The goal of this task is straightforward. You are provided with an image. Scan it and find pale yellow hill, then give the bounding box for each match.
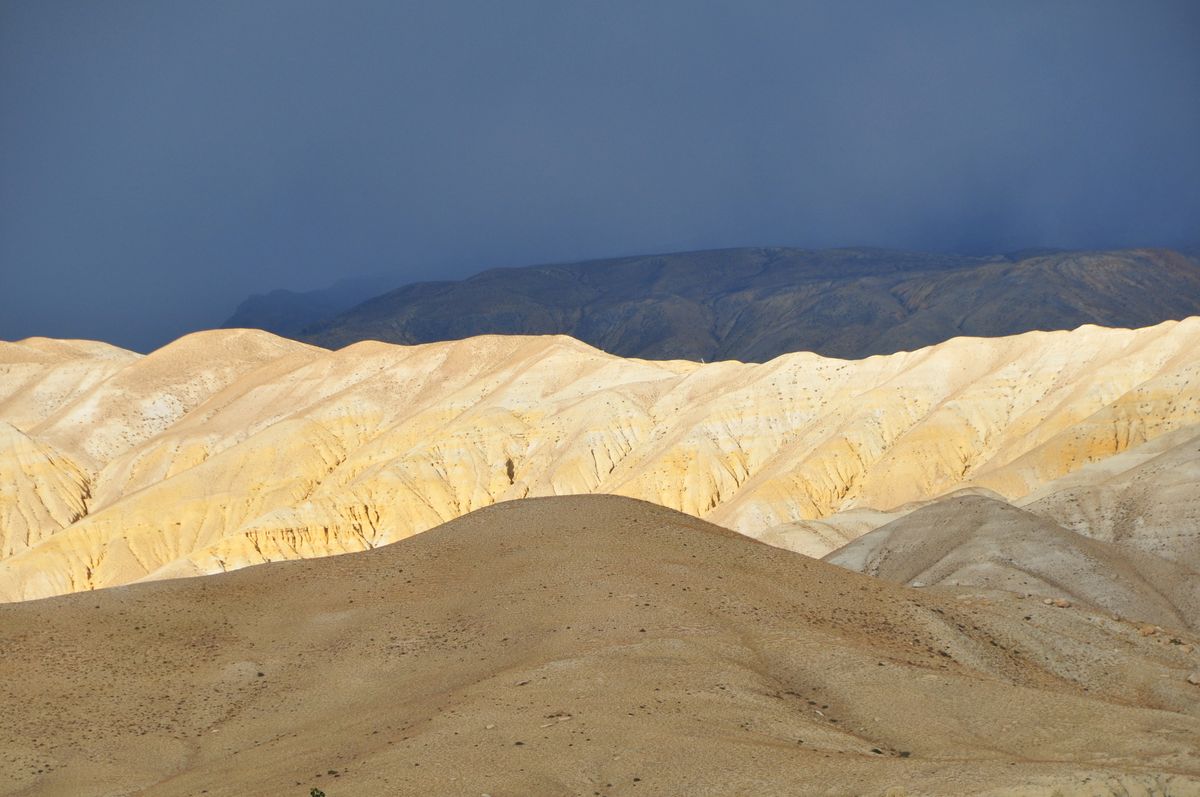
[1020,424,1200,570]
[0,422,89,558]
[0,337,138,430]
[2,496,1198,796]
[27,328,319,469]
[2,320,1200,600]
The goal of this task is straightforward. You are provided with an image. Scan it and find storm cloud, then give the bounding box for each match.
[2,0,1198,350]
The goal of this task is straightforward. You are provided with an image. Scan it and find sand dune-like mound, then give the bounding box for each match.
[0,337,139,431]
[1,496,1198,796]
[2,319,1200,599]
[27,328,320,468]
[824,495,1200,631]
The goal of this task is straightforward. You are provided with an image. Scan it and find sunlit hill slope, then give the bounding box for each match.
[1,318,1199,600]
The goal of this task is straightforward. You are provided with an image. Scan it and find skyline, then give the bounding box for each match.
[3,1,1199,350]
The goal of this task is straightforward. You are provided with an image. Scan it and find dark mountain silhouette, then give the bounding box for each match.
[226,247,1200,361]
[222,275,402,339]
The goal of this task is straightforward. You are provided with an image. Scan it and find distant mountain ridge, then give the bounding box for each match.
[224,246,1200,362]
[222,274,402,338]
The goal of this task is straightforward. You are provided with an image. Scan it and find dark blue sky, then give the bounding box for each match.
[2,1,1198,351]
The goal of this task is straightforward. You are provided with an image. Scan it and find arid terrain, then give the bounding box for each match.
[1,496,1198,797]
[7,3,1197,794]
[2,319,1200,600]
[4,321,1200,796]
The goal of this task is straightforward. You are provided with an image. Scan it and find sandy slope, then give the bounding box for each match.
[0,337,138,432]
[1,496,1198,797]
[747,487,1010,556]
[1020,425,1200,570]
[26,328,319,469]
[823,495,1200,631]
[2,320,1200,599]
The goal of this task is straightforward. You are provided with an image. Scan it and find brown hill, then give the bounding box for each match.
[2,496,1198,796]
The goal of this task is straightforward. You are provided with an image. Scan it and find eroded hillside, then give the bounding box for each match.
[2,320,1200,600]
